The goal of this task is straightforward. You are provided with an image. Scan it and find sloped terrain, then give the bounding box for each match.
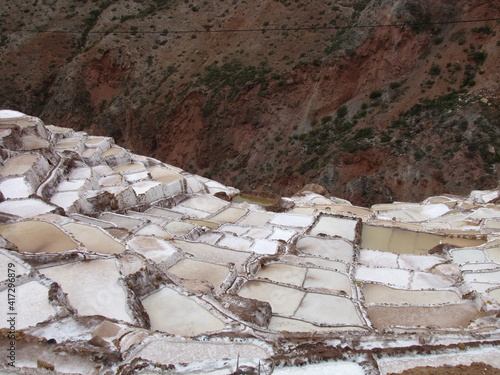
[0,0,499,205]
[1,110,500,374]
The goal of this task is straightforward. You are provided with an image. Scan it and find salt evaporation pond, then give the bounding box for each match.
[62,222,125,254]
[363,283,462,305]
[40,259,133,323]
[0,154,39,176]
[273,361,365,374]
[168,258,230,292]
[296,236,353,262]
[309,216,358,241]
[0,220,78,253]
[238,280,305,316]
[257,263,307,287]
[232,193,276,206]
[142,287,225,336]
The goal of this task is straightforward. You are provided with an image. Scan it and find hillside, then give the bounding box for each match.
[0,0,499,205]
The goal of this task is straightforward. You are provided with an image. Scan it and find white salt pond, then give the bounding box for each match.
[268,316,363,333]
[179,195,229,213]
[148,166,183,184]
[209,207,247,223]
[40,258,133,323]
[113,163,146,173]
[355,266,411,288]
[309,215,358,241]
[62,222,125,254]
[295,293,363,326]
[303,268,352,295]
[238,280,305,316]
[238,211,273,226]
[269,213,314,228]
[128,236,179,263]
[172,240,250,265]
[168,258,230,292]
[0,177,33,198]
[0,220,78,253]
[130,338,268,364]
[142,287,225,335]
[296,236,353,262]
[257,263,307,287]
[0,281,55,329]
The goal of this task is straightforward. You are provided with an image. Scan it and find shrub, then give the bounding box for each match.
[369,90,382,99]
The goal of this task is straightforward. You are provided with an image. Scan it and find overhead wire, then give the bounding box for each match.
[3,17,500,35]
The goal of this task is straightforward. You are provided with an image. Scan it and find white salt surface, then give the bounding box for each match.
[179,195,228,213]
[40,259,133,323]
[218,224,250,236]
[56,179,87,192]
[131,339,268,364]
[0,281,55,329]
[270,213,314,228]
[142,287,225,335]
[355,266,410,288]
[378,204,450,222]
[398,254,445,271]
[410,271,455,289]
[28,317,93,343]
[50,191,80,211]
[257,263,307,287]
[1,154,39,176]
[244,227,273,239]
[463,270,500,284]
[238,211,273,227]
[128,236,179,263]
[0,177,33,198]
[218,235,253,252]
[309,216,358,241]
[135,224,173,240]
[239,281,305,316]
[304,268,352,295]
[131,180,161,195]
[268,228,296,242]
[171,205,211,219]
[273,361,365,374]
[294,293,364,326]
[62,222,125,254]
[0,198,56,218]
[168,258,230,292]
[296,237,353,262]
[451,248,488,264]
[0,252,29,278]
[0,109,26,118]
[250,238,279,254]
[359,249,399,268]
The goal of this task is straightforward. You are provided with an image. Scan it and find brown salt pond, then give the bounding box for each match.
[232,193,276,206]
[62,222,125,254]
[362,283,462,305]
[0,220,78,253]
[1,154,39,176]
[367,303,479,330]
[168,259,230,292]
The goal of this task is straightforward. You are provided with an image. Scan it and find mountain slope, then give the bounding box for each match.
[0,0,499,205]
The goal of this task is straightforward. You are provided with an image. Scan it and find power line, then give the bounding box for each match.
[3,17,500,35]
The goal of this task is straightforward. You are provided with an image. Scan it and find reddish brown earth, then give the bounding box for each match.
[0,0,499,205]
[391,362,500,375]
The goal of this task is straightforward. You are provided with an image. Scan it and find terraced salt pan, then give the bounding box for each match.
[280,255,348,273]
[316,204,373,218]
[147,166,183,184]
[171,204,212,219]
[128,236,179,263]
[173,240,250,266]
[410,271,456,289]
[377,204,450,222]
[309,216,358,241]
[244,227,273,239]
[362,284,462,305]
[0,154,39,176]
[269,213,314,228]
[355,266,411,288]
[114,163,146,174]
[238,280,306,315]
[377,347,500,375]
[256,263,307,287]
[367,303,479,330]
[398,254,445,271]
[296,236,353,262]
[218,224,250,236]
[0,252,29,278]
[166,221,195,236]
[359,249,399,268]
[303,268,352,295]
[0,220,78,252]
[168,258,230,292]
[62,222,125,254]
[273,361,365,374]
[130,338,268,365]
[451,248,487,264]
[142,287,225,335]
[21,135,49,150]
[463,269,500,284]
[179,195,229,214]
[269,316,366,333]
[40,259,133,323]
[218,235,253,252]
[238,211,273,227]
[0,177,33,198]
[99,213,143,230]
[361,224,445,254]
[249,238,279,254]
[209,207,247,223]
[0,281,55,329]
[294,293,363,326]
[50,191,81,211]
[101,146,124,157]
[146,207,185,220]
[487,247,500,263]
[135,224,173,240]
[489,288,500,304]
[268,228,296,241]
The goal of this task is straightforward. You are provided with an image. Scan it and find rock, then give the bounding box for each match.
[296,183,330,198]
[215,294,272,328]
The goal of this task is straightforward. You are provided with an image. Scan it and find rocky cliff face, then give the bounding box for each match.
[0,0,499,205]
